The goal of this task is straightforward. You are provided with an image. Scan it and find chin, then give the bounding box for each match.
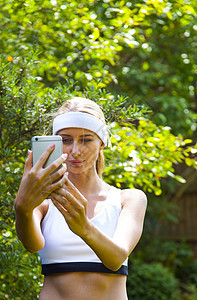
[68,165,95,175]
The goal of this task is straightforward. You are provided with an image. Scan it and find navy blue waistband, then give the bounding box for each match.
[41,262,128,276]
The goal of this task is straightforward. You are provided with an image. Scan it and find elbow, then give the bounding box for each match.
[105,250,128,272]
[28,248,38,254]
[29,248,41,254]
[26,240,45,253]
[25,243,44,254]
[18,236,45,254]
[109,264,122,272]
[105,260,125,272]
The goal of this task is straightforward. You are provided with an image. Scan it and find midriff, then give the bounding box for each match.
[39,271,128,300]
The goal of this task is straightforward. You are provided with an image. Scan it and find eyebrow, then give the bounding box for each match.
[59,134,94,138]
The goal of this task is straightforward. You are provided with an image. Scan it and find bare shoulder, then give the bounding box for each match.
[120,188,147,209]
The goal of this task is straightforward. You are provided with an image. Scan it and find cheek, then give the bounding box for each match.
[63,145,70,154]
[82,143,100,156]
[87,148,100,163]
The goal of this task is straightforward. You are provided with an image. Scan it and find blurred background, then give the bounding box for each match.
[0,0,196,299]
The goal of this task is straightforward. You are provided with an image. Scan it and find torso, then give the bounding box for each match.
[39,272,128,300]
[38,185,129,300]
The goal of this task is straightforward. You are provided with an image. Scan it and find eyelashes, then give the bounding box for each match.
[62,138,92,144]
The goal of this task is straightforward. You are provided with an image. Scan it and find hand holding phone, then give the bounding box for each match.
[14,136,67,227]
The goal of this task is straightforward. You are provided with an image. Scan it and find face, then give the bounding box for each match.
[57,128,103,175]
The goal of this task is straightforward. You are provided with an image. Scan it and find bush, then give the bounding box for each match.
[182,284,197,300]
[127,261,180,300]
[0,237,43,299]
[133,238,197,285]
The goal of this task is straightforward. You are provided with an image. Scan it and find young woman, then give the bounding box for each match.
[14,97,147,300]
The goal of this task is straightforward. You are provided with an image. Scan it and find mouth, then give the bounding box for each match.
[68,160,84,166]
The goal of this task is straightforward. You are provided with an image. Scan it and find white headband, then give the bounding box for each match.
[53,112,108,146]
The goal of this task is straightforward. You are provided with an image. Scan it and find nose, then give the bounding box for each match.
[71,141,81,157]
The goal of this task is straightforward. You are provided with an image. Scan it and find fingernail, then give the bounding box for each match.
[28,150,31,157]
[50,143,55,148]
[63,153,67,158]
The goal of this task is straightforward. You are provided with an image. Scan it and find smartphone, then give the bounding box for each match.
[31,135,63,168]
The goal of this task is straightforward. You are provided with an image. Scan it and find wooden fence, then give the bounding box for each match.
[163,192,197,257]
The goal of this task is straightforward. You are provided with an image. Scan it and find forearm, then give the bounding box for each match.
[15,209,44,253]
[81,221,128,271]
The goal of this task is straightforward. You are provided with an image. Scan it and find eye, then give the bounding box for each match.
[81,138,92,143]
[62,138,73,144]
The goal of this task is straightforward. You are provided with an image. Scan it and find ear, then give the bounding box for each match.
[100,142,105,150]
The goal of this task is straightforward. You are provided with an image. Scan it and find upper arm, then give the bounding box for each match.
[113,189,147,256]
[15,200,49,253]
[34,200,49,227]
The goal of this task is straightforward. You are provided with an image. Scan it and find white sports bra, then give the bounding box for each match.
[38,186,128,275]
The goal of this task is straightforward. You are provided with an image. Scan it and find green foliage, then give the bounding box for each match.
[131,238,197,299]
[182,284,197,300]
[0,238,42,299]
[111,0,197,136]
[0,0,197,297]
[0,0,196,135]
[133,239,195,276]
[127,261,180,300]
[104,121,196,195]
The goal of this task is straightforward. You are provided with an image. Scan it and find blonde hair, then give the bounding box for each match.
[55,97,106,177]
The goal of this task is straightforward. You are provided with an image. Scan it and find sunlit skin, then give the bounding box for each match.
[56,128,105,194]
[58,127,103,175]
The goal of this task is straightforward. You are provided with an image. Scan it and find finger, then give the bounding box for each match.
[51,187,87,216]
[63,177,86,204]
[33,143,57,170]
[46,163,67,184]
[52,198,69,216]
[47,172,70,193]
[23,150,33,176]
[51,189,86,219]
[44,153,68,175]
[51,189,73,206]
[51,192,72,213]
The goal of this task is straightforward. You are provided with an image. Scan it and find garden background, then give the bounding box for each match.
[0,0,197,299]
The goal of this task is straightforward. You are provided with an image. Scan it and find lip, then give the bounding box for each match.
[68,160,84,166]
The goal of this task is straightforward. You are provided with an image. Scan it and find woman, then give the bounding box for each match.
[14,97,147,300]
